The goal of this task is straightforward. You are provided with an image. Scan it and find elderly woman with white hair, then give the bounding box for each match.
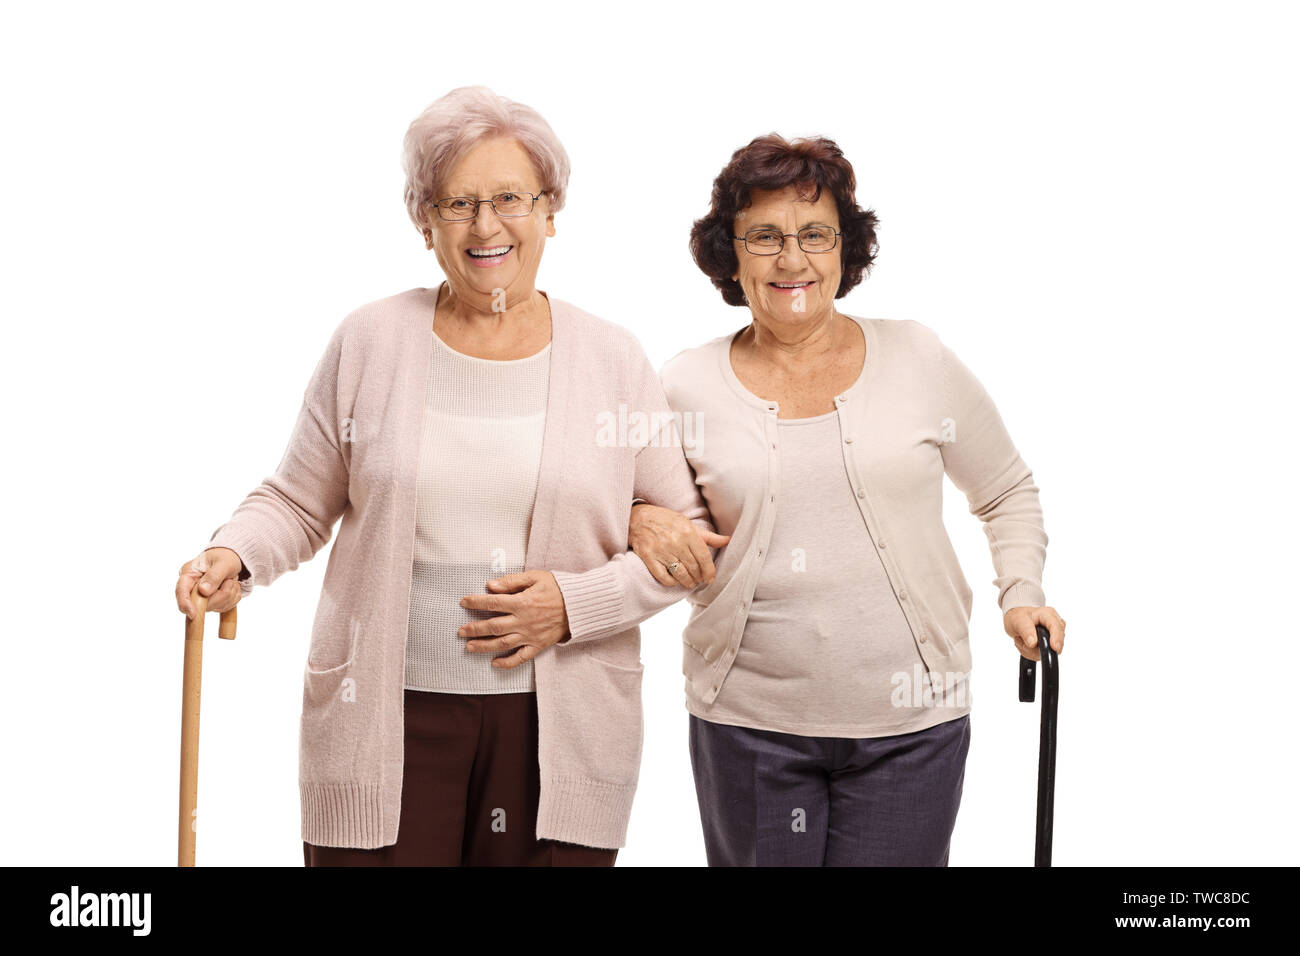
[173,85,726,866]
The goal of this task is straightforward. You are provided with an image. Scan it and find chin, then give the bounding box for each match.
[464,272,517,292]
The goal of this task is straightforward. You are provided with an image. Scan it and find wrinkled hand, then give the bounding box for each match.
[628,503,731,588]
[458,570,571,668]
[1004,605,1066,661]
[175,547,244,620]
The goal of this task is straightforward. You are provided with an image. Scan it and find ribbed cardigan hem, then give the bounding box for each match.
[534,774,637,849]
[300,781,388,849]
[299,776,635,850]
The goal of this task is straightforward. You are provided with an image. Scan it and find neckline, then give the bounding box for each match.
[777,408,839,425]
[427,279,554,364]
[717,313,873,414]
[430,328,551,364]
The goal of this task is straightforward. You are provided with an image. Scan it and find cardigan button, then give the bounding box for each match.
[878,539,886,549]
[845,436,854,443]
[856,489,865,498]
[899,589,909,601]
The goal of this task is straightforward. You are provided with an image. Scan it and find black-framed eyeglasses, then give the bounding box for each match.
[733,225,841,255]
[428,191,546,221]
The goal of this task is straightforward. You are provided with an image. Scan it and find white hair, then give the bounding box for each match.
[401,86,571,233]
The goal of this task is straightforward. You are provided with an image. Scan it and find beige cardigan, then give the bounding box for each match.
[208,288,712,849]
[659,313,1049,709]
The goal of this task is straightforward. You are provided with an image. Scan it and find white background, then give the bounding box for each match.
[2,0,1296,866]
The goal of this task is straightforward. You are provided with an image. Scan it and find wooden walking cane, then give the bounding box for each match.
[179,581,237,867]
[1018,623,1059,866]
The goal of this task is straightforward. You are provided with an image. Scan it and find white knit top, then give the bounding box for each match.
[403,328,551,694]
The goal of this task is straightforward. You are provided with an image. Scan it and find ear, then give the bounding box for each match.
[545,211,556,238]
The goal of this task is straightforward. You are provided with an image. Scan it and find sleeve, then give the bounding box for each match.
[549,353,717,644]
[205,318,352,599]
[937,334,1048,614]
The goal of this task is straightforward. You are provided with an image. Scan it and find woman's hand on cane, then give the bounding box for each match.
[1004,605,1066,661]
[176,547,245,620]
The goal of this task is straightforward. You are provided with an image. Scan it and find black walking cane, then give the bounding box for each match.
[1017,623,1058,866]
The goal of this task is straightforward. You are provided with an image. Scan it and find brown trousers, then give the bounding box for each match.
[303,688,618,867]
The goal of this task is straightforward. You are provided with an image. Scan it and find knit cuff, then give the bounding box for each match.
[207,524,260,599]
[1000,582,1046,614]
[551,563,624,644]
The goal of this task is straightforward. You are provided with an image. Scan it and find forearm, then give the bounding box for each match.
[939,335,1048,613]
[969,465,1048,612]
[208,466,346,598]
[553,442,713,643]
[207,323,352,597]
[551,547,698,644]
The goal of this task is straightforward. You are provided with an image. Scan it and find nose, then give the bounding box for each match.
[469,200,502,237]
[775,234,807,271]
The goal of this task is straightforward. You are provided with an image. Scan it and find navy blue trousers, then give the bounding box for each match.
[688,712,971,866]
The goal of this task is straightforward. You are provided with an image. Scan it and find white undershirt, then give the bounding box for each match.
[404,328,550,694]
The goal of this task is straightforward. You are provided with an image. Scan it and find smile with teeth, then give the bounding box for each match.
[466,244,513,264]
[769,280,814,293]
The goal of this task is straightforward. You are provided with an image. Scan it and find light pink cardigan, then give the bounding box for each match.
[208,287,712,850]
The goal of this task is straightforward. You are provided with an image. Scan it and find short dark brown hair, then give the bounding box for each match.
[689,134,879,307]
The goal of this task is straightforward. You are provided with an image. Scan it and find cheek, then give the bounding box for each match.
[816,257,842,291]
[738,258,768,291]
[512,222,546,257]
[431,230,464,263]
[431,243,457,275]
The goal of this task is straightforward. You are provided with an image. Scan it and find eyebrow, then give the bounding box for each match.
[441,182,535,196]
[742,221,836,231]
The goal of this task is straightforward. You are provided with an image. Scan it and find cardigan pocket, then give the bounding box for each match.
[580,628,643,672]
[574,658,644,785]
[299,652,366,781]
[302,622,358,712]
[917,592,965,656]
[299,615,365,779]
[302,657,356,712]
[305,651,356,678]
[548,642,644,785]
[306,614,360,674]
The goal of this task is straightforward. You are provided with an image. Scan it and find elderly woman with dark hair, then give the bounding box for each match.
[175,86,723,867]
[627,133,1066,866]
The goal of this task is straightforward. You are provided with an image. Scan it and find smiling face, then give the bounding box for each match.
[426,136,554,303]
[731,184,842,326]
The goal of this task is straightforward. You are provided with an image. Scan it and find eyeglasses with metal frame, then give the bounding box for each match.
[732,225,842,255]
[429,190,546,221]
